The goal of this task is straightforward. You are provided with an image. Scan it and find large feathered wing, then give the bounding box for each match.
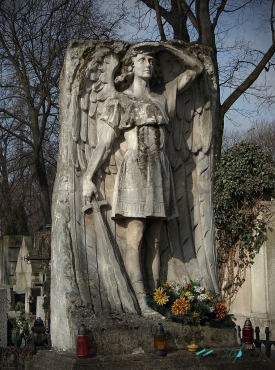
[69,48,139,313]
[72,49,119,173]
[165,65,219,293]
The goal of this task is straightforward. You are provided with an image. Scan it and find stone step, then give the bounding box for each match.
[25,348,275,370]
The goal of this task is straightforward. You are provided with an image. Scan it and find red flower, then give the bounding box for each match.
[214,303,227,321]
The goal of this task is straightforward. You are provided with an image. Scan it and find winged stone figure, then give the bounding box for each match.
[53,40,219,320]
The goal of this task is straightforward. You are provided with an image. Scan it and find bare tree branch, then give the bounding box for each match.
[222,44,275,114]
[154,0,166,41]
[213,0,227,28]
[0,0,126,229]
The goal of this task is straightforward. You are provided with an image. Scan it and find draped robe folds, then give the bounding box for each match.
[100,90,178,220]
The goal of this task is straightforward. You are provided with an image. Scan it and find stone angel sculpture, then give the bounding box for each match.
[51,40,219,326]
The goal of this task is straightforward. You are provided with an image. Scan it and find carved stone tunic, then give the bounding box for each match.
[101,92,178,220]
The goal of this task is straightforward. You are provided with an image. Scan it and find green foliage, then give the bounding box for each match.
[214,141,275,300]
[10,301,25,313]
[8,313,30,346]
[5,201,29,235]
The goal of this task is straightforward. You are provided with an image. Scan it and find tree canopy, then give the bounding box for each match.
[0,0,126,233]
[223,119,275,161]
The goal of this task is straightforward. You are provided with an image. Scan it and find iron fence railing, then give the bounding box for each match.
[238,325,275,358]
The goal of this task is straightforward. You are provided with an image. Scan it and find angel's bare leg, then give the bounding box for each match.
[125,218,160,316]
[125,218,145,307]
[144,219,163,291]
[125,218,145,277]
[125,218,163,317]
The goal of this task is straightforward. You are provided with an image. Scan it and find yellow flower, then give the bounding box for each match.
[153,287,169,306]
[164,282,172,290]
[184,291,193,297]
[193,311,201,325]
[205,290,213,300]
[171,297,191,316]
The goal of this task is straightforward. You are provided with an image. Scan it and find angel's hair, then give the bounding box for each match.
[115,44,163,90]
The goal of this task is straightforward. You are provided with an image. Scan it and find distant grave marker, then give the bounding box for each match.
[36,296,45,323]
[0,288,8,346]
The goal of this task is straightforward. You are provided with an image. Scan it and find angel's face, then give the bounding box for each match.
[132,53,154,80]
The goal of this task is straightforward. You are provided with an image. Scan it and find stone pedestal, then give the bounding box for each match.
[27,315,241,369]
[51,311,238,356]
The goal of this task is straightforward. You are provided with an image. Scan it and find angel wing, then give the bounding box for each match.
[163,52,219,293]
[71,48,120,174]
[68,47,139,314]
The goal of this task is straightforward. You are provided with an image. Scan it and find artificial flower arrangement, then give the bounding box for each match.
[146,276,230,327]
[8,313,30,346]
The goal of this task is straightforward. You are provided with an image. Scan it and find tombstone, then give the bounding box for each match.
[0,288,8,347]
[51,40,219,354]
[36,296,45,323]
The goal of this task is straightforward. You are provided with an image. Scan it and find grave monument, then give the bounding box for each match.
[51,40,219,353]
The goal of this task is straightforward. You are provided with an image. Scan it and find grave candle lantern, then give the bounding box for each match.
[242,318,254,349]
[77,324,89,358]
[154,322,167,356]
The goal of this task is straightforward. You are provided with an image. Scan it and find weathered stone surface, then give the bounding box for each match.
[0,235,28,286]
[67,311,238,356]
[51,40,218,352]
[0,288,8,346]
[25,348,275,370]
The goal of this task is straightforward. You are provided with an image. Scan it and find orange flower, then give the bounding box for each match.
[171,297,191,316]
[214,303,227,321]
[164,282,172,291]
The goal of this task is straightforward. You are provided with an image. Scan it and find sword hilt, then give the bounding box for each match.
[83,199,108,213]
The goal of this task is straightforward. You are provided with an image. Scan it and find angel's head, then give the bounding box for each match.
[115,43,163,90]
[132,53,154,81]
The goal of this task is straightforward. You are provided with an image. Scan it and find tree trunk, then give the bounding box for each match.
[172,0,190,42]
[35,148,52,225]
[0,140,12,233]
[213,103,225,162]
[196,0,223,160]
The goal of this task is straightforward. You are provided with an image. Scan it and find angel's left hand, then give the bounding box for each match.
[83,179,98,204]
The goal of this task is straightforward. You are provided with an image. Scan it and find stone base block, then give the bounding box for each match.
[58,311,239,356]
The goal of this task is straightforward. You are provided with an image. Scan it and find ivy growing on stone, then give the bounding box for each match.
[214,141,275,306]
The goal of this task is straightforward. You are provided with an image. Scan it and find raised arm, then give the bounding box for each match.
[176,53,203,93]
[163,44,203,94]
[83,122,116,203]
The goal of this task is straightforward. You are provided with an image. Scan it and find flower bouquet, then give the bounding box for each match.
[9,314,30,346]
[146,277,231,327]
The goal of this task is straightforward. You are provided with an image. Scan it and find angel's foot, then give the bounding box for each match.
[136,294,163,319]
[141,305,163,319]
